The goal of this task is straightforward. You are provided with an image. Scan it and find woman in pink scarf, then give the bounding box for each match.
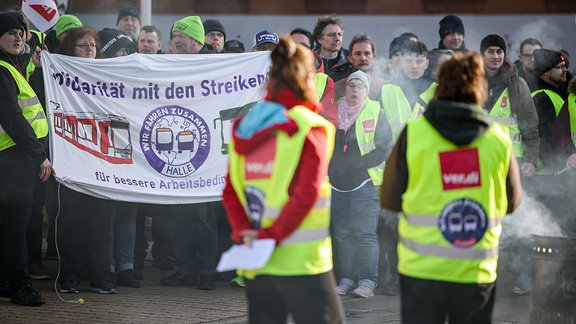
[329,70,394,298]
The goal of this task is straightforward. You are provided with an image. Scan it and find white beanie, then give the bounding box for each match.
[346,70,370,88]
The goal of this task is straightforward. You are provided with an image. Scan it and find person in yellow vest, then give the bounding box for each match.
[0,13,54,306]
[380,51,522,323]
[381,41,436,139]
[222,37,345,324]
[553,75,576,168]
[330,70,393,298]
[2,8,55,282]
[479,34,540,296]
[480,34,540,176]
[550,75,576,235]
[532,48,568,171]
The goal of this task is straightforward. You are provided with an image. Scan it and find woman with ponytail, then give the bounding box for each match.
[223,37,345,324]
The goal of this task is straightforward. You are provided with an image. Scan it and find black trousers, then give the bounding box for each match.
[400,274,495,324]
[245,271,345,324]
[0,158,35,290]
[56,185,113,283]
[27,175,46,264]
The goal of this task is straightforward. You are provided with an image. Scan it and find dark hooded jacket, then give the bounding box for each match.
[533,76,568,169]
[316,48,353,83]
[484,58,540,165]
[380,99,522,213]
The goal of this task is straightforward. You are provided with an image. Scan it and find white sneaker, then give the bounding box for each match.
[351,285,374,298]
[336,282,354,295]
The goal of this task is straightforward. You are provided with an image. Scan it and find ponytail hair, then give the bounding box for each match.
[268,37,316,103]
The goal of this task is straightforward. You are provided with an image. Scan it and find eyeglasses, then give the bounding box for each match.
[346,82,366,89]
[76,43,96,49]
[206,32,224,38]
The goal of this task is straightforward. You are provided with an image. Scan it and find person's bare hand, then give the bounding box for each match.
[38,158,55,182]
[240,229,258,248]
[32,44,48,67]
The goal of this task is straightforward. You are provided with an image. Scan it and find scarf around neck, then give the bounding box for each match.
[338,97,365,130]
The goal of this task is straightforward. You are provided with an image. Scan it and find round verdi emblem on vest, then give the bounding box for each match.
[438,198,488,248]
[245,186,266,228]
[140,105,210,178]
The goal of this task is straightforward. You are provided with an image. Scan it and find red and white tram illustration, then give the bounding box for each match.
[53,110,133,164]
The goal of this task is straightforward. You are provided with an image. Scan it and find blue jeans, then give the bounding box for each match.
[109,202,138,272]
[331,183,380,290]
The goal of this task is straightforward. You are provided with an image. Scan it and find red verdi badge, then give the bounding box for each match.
[439,148,481,190]
[245,137,276,180]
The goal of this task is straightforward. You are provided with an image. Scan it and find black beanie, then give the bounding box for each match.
[439,15,465,39]
[203,19,226,39]
[98,28,137,57]
[0,13,26,38]
[480,34,507,54]
[116,6,140,25]
[534,49,565,77]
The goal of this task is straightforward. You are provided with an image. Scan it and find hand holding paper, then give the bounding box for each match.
[216,238,276,272]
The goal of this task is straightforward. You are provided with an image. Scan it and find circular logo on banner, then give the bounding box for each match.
[140,105,210,178]
[438,198,488,248]
[245,186,266,228]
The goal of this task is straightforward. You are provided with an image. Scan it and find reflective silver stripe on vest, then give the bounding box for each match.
[490,116,515,126]
[404,214,503,230]
[0,110,46,135]
[18,96,40,109]
[264,196,330,220]
[391,124,404,134]
[281,227,329,246]
[510,133,522,141]
[571,132,576,141]
[400,237,499,260]
[359,142,376,151]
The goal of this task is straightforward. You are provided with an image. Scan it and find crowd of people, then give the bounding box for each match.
[0,4,575,322]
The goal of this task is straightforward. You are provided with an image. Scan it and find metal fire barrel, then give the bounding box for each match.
[531,234,576,323]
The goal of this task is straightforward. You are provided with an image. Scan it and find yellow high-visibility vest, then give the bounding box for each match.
[228,104,335,279]
[0,60,47,151]
[400,117,511,283]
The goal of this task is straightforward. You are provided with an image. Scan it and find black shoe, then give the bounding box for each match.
[198,274,216,290]
[0,280,12,297]
[160,271,197,286]
[117,270,141,288]
[59,279,79,294]
[90,273,118,294]
[133,268,144,280]
[10,284,45,306]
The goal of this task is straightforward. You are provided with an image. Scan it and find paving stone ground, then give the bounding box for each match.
[1,255,529,323]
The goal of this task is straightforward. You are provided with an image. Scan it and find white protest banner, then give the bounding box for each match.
[21,0,59,33]
[41,52,271,204]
